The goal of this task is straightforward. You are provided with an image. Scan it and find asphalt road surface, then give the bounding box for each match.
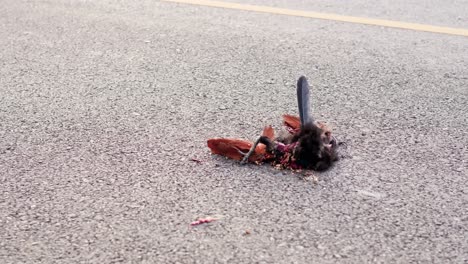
[1,0,467,263]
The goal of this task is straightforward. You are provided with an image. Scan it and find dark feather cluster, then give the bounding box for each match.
[292,122,338,171]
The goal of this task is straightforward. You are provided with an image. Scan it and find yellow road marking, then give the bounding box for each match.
[162,0,468,37]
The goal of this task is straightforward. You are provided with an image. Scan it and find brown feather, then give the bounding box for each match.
[262,125,275,139]
[282,115,301,131]
[207,138,267,162]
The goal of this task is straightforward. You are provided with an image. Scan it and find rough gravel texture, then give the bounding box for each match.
[1,0,467,263]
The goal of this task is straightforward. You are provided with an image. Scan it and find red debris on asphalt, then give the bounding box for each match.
[190,217,216,226]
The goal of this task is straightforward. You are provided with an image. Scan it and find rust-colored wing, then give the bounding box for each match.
[207,138,267,162]
[207,125,275,163]
[262,125,275,139]
[282,115,301,132]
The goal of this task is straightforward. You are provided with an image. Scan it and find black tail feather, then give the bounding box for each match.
[296,76,314,127]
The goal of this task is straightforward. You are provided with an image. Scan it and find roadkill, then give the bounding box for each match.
[207,76,345,172]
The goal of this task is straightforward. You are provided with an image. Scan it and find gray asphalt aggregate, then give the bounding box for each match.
[1,0,467,263]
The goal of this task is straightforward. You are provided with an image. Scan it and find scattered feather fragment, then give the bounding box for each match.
[190,158,203,163]
[356,189,386,199]
[190,217,216,226]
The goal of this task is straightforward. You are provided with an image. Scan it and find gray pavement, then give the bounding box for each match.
[1,0,467,263]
